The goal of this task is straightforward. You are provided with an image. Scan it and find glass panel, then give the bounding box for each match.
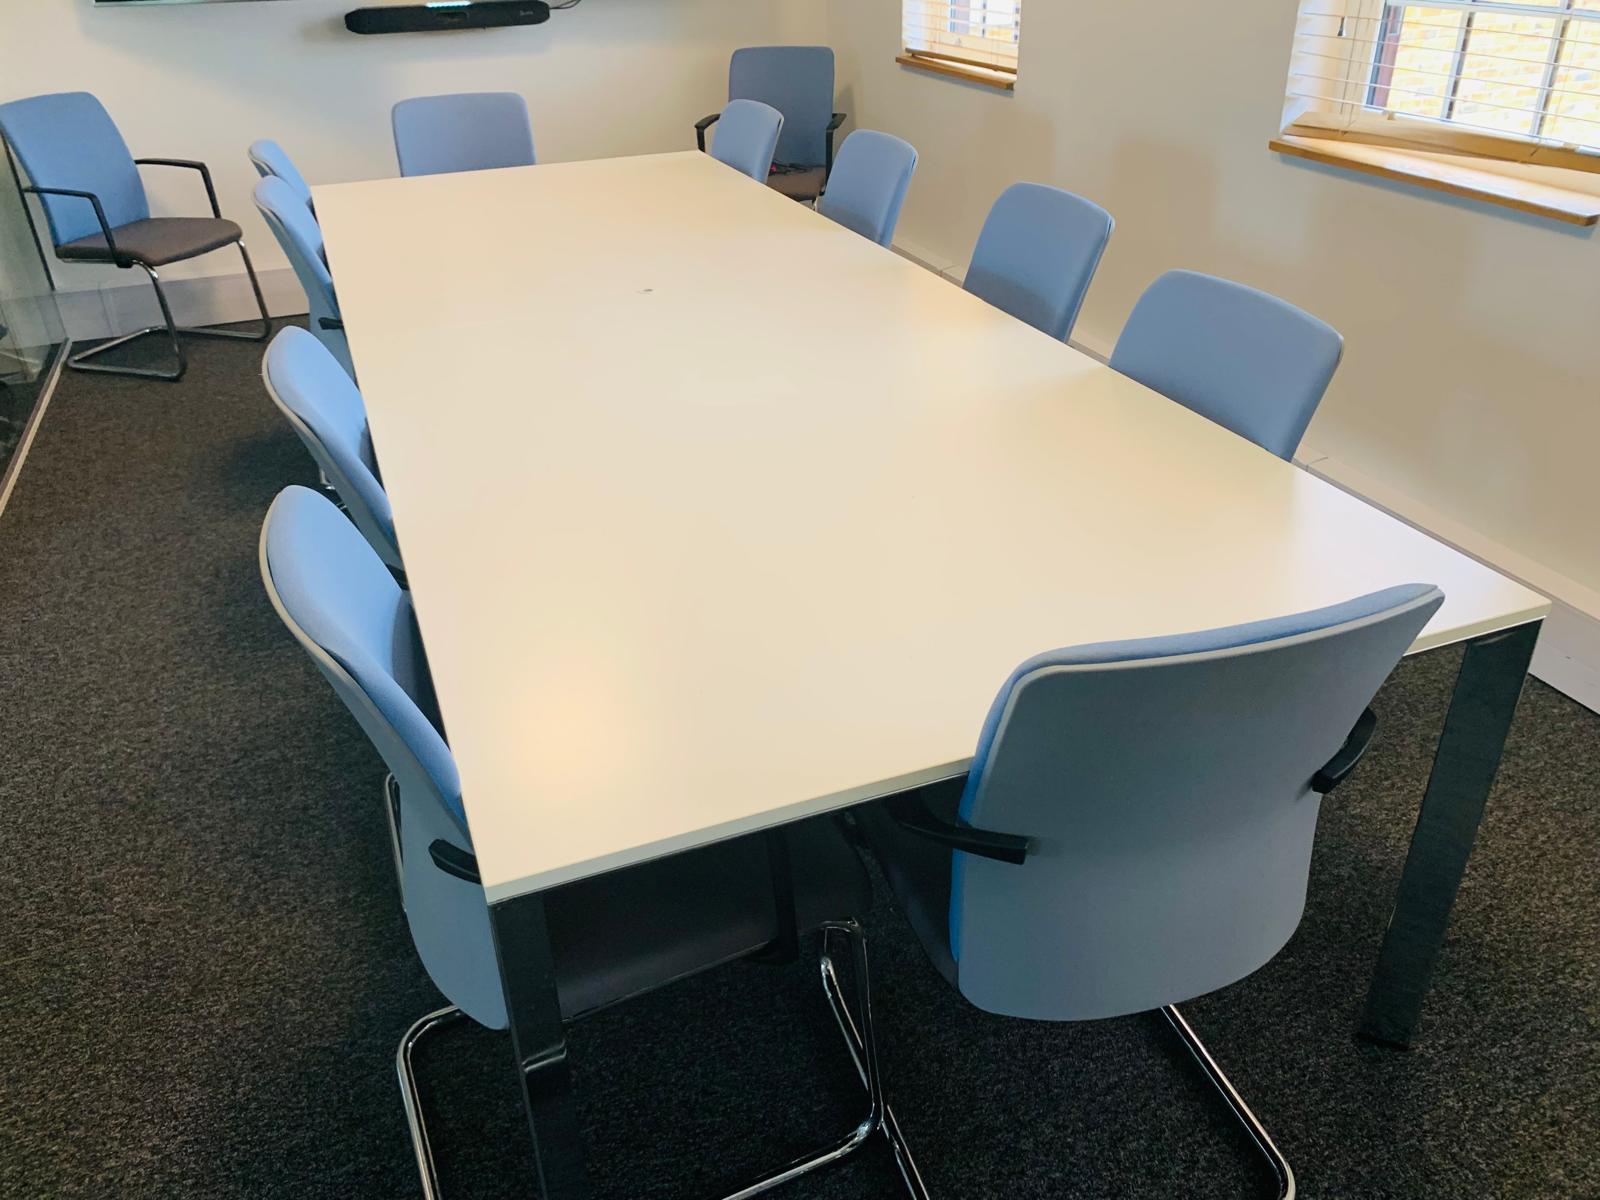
[1378,6,1467,120]
[1451,12,1558,137]
[1544,16,1600,146]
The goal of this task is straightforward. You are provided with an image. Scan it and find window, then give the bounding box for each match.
[899,0,1021,90]
[1288,0,1600,153]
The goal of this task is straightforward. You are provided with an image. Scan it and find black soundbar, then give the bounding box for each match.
[345,1,550,35]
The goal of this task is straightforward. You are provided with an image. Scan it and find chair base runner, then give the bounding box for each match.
[1162,1004,1296,1200]
[67,243,271,382]
[395,920,924,1200]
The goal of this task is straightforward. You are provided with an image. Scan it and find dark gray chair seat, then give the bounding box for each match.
[768,165,826,201]
[57,215,243,266]
[549,814,871,1019]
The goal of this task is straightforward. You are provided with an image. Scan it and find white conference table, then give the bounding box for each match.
[316,151,1548,1196]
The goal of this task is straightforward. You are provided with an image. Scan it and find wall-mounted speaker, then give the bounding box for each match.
[344,1,551,35]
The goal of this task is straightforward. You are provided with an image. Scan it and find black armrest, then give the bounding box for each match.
[22,185,123,263]
[1312,707,1378,795]
[694,111,721,152]
[824,112,848,177]
[428,838,481,884]
[886,791,1033,865]
[318,316,345,332]
[135,157,222,218]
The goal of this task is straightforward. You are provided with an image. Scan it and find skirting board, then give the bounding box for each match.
[55,266,305,341]
[1303,448,1597,714]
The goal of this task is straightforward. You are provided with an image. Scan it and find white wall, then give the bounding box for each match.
[0,0,821,301]
[821,0,1600,606]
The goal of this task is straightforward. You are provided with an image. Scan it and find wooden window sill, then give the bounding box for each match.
[896,53,1015,92]
[1270,134,1600,228]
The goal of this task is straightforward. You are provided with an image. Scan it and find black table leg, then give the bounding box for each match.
[1358,619,1541,1049]
[490,892,589,1198]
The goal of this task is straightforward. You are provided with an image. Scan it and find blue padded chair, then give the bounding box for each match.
[253,176,353,380]
[707,99,785,183]
[859,583,1444,1200]
[963,183,1113,344]
[816,131,918,247]
[1111,270,1343,461]
[247,139,314,214]
[391,93,536,179]
[262,327,400,571]
[697,46,844,202]
[259,484,924,1200]
[0,91,270,382]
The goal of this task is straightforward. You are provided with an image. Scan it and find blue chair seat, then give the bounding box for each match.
[57,215,242,266]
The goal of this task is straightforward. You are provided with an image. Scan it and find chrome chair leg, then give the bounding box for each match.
[384,773,405,909]
[1162,1005,1295,1200]
[716,919,887,1200]
[396,1005,471,1200]
[819,935,930,1200]
[67,242,271,382]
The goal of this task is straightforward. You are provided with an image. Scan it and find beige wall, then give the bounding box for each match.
[822,0,1600,598]
[0,0,818,292]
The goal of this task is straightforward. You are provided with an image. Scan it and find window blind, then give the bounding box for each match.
[1288,0,1600,152]
[902,0,1022,75]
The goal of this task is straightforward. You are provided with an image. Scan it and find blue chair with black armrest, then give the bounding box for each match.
[857,583,1445,1200]
[706,99,785,183]
[391,92,536,179]
[963,182,1114,344]
[0,91,270,382]
[1110,270,1343,461]
[262,327,400,572]
[697,46,844,203]
[816,131,918,247]
[259,483,929,1200]
[253,176,353,380]
[248,139,314,214]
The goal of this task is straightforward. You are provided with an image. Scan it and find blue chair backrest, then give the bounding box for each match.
[1110,269,1343,461]
[248,139,313,212]
[391,93,536,178]
[0,92,148,246]
[253,176,352,378]
[262,327,399,569]
[964,183,1113,344]
[817,130,918,247]
[710,99,784,182]
[729,45,834,169]
[950,583,1444,1022]
[260,486,505,1029]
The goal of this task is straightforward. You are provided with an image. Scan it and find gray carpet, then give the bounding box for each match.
[1,326,1596,1199]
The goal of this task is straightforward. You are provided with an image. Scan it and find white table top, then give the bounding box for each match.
[314,151,1549,903]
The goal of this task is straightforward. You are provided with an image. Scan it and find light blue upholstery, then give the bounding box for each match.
[710,99,784,182]
[248,139,313,212]
[263,327,399,569]
[391,93,536,178]
[816,130,918,247]
[0,92,149,246]
[946,583,1443,1021]
[729,46,835,169]
[963,183,1113,343]
[1110,269,1343,461]
[253,176,352,378]
[261,486,506,1029]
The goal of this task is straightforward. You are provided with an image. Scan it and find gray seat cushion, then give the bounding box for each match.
[768,165,827,202]
[855,777,963,988]
[58,216,242,266]
[547,813,871,1019]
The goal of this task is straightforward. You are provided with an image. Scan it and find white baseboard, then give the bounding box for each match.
[1303,448,1598,712]
[57,266,306,340]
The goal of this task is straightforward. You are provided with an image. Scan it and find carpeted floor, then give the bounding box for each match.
[1,326,1596,1200]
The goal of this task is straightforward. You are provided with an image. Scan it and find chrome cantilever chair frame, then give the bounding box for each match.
[3,139,270,383]
[396,919,928,1200]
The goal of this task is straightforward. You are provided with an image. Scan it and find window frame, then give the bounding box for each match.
[899,0,1021,92]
